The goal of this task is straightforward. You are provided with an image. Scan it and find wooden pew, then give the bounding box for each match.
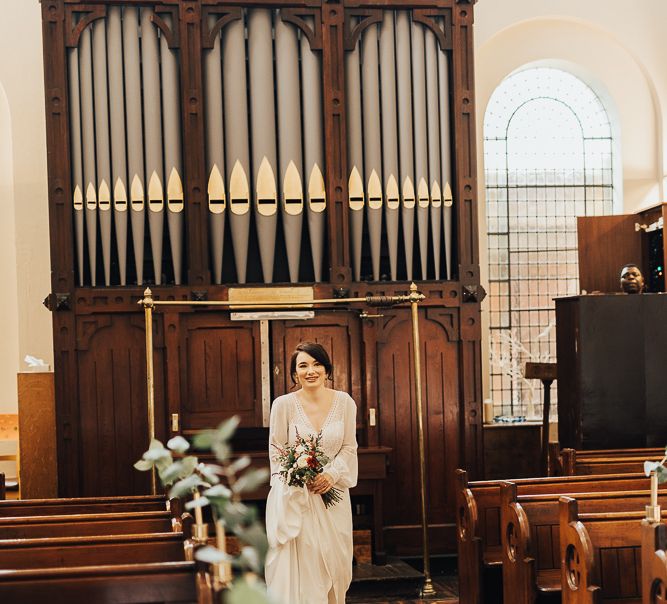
[0,510,176,539]
[0,532,189,569]
[640,520,667,604]
[456,469,663,604]
[560,448,664,476]
[0,561,212,603]
[501,482,662,603]
[0,495,170,517]
[559,497,651,603]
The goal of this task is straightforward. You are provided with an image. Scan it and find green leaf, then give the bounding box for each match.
[192,429,216,450]
[134,459,154,472]
[232,468,270,494]
[212,441,231,463]
[221,502,254,526]
[216,416,241,441]
[239,546,262,574]
[185,496,210,510]
[645,461,662,476]
[195,545,229,564]
[658,465,667,484]
[149,438,165,450]
[143,447,172,463]
[197,463,222,485]
[228,456,252,474]
[168,474,205,498]
[167,435,190,454]
[159,461,186,485]
[204,484,232,499]
[224,577,270,604]
[238,523,268,562]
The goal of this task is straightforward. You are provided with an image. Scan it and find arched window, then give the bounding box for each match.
[484,67,615,418]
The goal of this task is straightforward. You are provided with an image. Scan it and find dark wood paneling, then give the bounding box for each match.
[43,0,483,558]
[271,314,362,407]
[179,315,261,429]
[76,314,165,495]
[179,1,209,286]
[376,308,460,551]
[577,215,641,294]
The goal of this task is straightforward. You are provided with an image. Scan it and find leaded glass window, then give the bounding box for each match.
[484,67,615,418]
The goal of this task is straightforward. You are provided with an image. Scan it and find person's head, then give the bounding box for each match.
[620,264,645,294]
[289,342,333,388]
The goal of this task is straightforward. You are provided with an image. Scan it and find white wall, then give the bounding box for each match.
[474,0,667,404]
[2,1,667,413]
[0,0,52,413]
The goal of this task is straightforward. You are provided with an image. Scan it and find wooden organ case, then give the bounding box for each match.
[40,0,482,556]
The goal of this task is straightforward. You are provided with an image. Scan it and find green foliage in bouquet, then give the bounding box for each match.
[135,416,273,604]
[644,448,667,483]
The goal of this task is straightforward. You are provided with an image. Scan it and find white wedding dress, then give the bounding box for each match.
[265,390,358,604]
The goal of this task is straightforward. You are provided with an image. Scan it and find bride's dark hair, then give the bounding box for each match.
[289,341,333,384]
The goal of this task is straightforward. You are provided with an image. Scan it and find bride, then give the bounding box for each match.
[265,341,358,604]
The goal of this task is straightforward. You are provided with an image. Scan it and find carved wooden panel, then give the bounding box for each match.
[271,313,362,407]
[76,314,166,495]
[375,307,460,553]
[179,314,261,430]
[577,215,641,294]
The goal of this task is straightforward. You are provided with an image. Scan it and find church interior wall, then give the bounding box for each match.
[2,0,667,414]
[474,0,667,406]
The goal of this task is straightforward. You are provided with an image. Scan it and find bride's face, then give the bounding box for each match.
[294,351,327,390]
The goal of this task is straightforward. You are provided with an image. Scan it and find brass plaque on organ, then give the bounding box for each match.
[228,286,315,308]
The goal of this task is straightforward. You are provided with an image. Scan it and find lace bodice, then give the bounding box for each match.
[268,390,358,488]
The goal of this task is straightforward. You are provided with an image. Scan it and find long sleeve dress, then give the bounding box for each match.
[265,390,358,604]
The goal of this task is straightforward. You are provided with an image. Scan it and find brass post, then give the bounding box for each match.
[141,287,157,495]
[409,282,435,596]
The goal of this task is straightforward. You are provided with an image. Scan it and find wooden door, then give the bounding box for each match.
[271,313,363,415]
[76,314,165,496]
[178,313,262,431]
[375,307,461,554]
[577,215,641,293]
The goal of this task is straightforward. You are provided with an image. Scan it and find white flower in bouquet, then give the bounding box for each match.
[296,454,310,469]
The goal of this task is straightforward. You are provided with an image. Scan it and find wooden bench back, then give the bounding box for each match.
[559,497,651,603]
[0,495,169,517]
[640,520,667,604]
[501,483,663,603]
[0,510,175,540]
[560,448,664,477]
[0,532,187,570]
[456,468,660,604]
[0,561,211,603]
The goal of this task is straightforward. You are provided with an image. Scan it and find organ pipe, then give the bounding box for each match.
[361,24,383,282]
[123,6,145,285]
[345,39,364,281]
[249,9,278,283]
[107,6,128,286]
[68,38,84,287]
[223,17,251,283]
[79,26,97,286]
[425,29,442,280]
[141,8,165,285]
[438,47,453,280]
[411,20,429,280]
[204,14,226,285]
[380,12,399,281]
[161,14,184,285]
[301,19,326,282]
[275,16,304,283]
[396,11,414,281]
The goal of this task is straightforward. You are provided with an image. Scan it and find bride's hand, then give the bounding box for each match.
[308,473,334,494]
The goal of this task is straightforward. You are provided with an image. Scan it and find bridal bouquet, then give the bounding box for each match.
[272,430,343,509]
